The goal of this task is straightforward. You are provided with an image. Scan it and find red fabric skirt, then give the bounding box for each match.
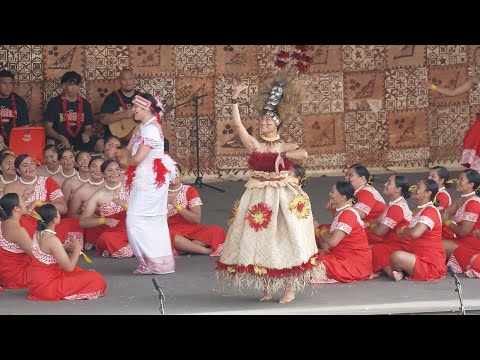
[95,211,132,257]
[461,115,480,170]
[27,259,106,302]
[0,247,30,289]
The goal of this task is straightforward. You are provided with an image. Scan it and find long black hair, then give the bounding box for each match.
[394,175,411,200]
[349,164,375,184]
[0,193,20,220]
[335,181,358,204]
[36,204,58,232]
[422,178,439,207]
[432,166,453,188]
[463,169,480,196]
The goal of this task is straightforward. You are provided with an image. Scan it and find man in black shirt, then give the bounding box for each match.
[44,71,104,153]
[100,69,174,146]
[0,69,30,146]
[100,68,138,146]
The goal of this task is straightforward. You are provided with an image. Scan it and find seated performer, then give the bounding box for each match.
[368,175,413,279]
[0,193,32,289]
[61,151,92,204]
[313,181,373,283]
[80,160,132,258]
[27,204,107,301]
[3,154,83,247]
[392,179,446,281]
[67,158,105,217]
[427,166,456,239]
[344,164,386,245]
[167,163,226,256]
[36,145,62,177]
[0,152,17,195]
[50,148,77,188]
[441,169,480,278]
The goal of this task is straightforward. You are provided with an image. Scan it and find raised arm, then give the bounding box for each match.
[420,75,480,97]
[231,83,259,154]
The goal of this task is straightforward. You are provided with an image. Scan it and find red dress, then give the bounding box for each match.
[21,176,84,247]
[0,235,30,289]
[95,185,133,258]
[371,198,412,272]
[447,197,480,278]
[406,205,446,281]
[353,185,386,245]
[314,207,373,283]
[437,187,455,240]
[461,114,480,171]
[27,233,107,301]
[168,185,226,256]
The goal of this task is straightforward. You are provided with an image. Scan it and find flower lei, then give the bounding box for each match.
[61,93,83,138]
[0,94,17,139]
[275,45,313,74]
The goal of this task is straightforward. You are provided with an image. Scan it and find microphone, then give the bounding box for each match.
[447,265,456,277]
[152,278,161,292]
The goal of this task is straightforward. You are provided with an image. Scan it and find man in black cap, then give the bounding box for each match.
[0,69,30,146]
[44,71,104,152]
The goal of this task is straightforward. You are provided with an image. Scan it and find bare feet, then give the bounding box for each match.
[279,290,295,304]
[259,291,272,302]
[392,270,404,281]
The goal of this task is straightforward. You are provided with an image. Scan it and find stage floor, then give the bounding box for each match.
[1,170,478,315]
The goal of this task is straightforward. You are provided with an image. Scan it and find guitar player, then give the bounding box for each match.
[99,69,139,146]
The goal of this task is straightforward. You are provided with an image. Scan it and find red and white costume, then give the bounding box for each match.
[461,114,480,171]
[406,203,446,281]
[167,184,226,256]
[95,185,133,258]
[371,197,412,272]
[0,233,30,289]
[447,196,480,278]
[20,176,84,247]
[312,206,373,283]
[436,187,455,240]
[126,117,176,275]
[27,233,106,301]
[353,184,386,245]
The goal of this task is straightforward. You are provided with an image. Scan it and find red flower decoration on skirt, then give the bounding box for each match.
[246,202,272,232]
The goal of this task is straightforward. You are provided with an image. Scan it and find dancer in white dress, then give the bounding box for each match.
[116,93,176,275]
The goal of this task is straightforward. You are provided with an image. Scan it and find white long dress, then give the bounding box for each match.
[126,117,176,275]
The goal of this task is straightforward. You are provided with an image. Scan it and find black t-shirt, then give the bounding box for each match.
[44,94,94,149]
[100,90,138,141]
[0,93,30,144]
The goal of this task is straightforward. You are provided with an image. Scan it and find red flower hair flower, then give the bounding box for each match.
[274,45,313,75]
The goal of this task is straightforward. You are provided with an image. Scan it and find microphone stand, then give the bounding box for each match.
[152,278,166,315]
[171,94,224,193]
[448,266,466,315]
[191,95,225,192]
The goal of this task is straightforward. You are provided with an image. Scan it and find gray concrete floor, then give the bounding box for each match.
[1,170,478,315]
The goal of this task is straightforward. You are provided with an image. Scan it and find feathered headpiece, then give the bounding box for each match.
[252,46,312,128]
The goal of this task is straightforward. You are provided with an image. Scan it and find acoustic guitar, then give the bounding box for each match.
[108,111,138,141]
[109,99,175,141]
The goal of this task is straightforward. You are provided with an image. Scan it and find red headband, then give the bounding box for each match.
[132,95,151,110]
